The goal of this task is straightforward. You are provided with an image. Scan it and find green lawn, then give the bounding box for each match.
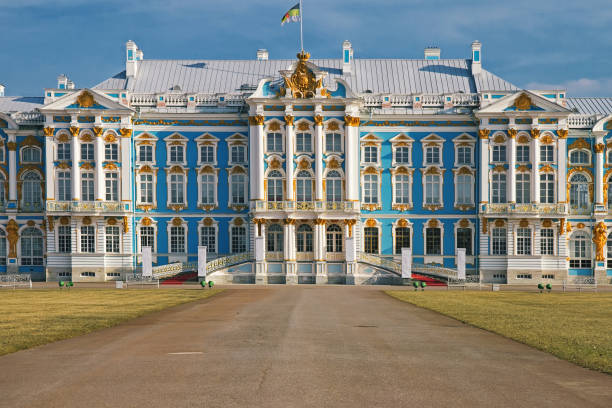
[0,288,222,356]
[386,291,612,374]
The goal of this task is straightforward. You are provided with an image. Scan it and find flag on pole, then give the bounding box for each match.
[281,3,301,26]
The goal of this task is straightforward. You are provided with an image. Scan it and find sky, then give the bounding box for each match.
[1,0,611,98]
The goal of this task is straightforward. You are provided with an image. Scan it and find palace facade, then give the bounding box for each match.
[1,40,612,284]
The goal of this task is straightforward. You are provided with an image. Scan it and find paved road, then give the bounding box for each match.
[1,287,611,407]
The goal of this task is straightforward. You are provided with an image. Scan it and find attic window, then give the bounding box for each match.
[171,85,182,91]
[364,90,373,93]
[240,84,257,91]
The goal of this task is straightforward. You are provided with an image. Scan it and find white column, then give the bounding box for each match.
[557,134,567,203]
[72,130,81,201]
[8,136,16,201]
[285,117,295,201]
[532,130,540,204]
[479,130,490,203]
[314,222,325,261]
[120,132,132,202]
[249,116,265,201]
[314,116,324,201]
[344,115,360,201]
[45,131,54,200]
[595,134,605,205]
[508,132,516,203]
[95,132,105,200]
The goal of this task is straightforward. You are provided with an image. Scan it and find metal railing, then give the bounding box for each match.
[358,252,402,275]
[46,201,131,213]
[256,200,359,212]
[151,252,254,279]
[357,252,459,280]
[567,115,597,128]
[483,203,567,215]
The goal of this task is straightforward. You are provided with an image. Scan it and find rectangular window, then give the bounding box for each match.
[516,145,530,163]
[199,174,215,205]
[394,227,411,254]
[492,145,506,162]
[425,228,441,255]
[138,145,153,162]
[81,173,94,202]
[267,178,283,202]
[81,143,94,161]
[200,226,216,254]
[105,226,120,253]
[80,225,95,253]
[140,226,155,251]
[425,146,441,165]
[267,133,282,152]
[517,228,532,255]
[492,173,506,203]
[363,174,378,204]
[105,144,118,161]
[139,174,153,204]
[540,228,554,255]
[170,174,185,204]
[456,146,472,165]
[425,175,441,205]
[296,133,312,152]
[170,226,185,253]
[457,228,472,256]
[169,145,184,163]
[58,225,71,253]
[231,174,247,205]
[105,173,118,201]
[516,173,531,204]
[57,143,71,160]
[364,227,379,254]
[58,171,71,201]
[540,145,554,162]
[326,133,342,153]
[394,175,411,204]
[364,146,378,163]
[231,226,247,253]
[200,145,214,163]
[456,174,472,205]
[492,228,507,255]
[395,146,411,164]
[230,145,246,164]
[540,173,554,204]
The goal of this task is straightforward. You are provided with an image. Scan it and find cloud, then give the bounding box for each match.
[525,78,612,97]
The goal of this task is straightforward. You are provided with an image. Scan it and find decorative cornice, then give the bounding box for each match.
[507,128,517,139]
[119,128,132,138]
[557,129,568,139]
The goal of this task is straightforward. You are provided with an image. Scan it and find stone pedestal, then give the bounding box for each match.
[315,261,327,284]
[285,261,298,285]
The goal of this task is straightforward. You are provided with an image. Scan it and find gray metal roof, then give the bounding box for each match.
[566,97,612,115]
[0,96,44,113]
[93,58,517,95]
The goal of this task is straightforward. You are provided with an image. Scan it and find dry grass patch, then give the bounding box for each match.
[0,288,222,356]
[386,291,612,374]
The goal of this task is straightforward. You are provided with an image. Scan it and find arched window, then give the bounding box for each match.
[296,170,313,202]
[569,231,591,269]
[267,224,283,253]
[364,226,379,254]
[394,227,411,254]
[326,224,343,253]
[22,172,42,209]
[569,174,590,209]
[607,232,612,269]
[267,170,283,202]
[21,227,43,265]
[296,224,313,252]
[326,170,342,202]
[21,147,41,163]
[0,229,6,265]
[569,149,589,165]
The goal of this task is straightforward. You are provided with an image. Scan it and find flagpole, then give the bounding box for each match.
[299,0,304,51]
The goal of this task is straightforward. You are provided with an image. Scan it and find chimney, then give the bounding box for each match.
[126,40,143,78]
[471,41,482,75]
[0,84,4,97]
[424,47,440,60]
[257,49,269,61]
[342,40,353,75]
[57,74,74,89]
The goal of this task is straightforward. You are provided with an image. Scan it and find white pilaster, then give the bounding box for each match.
[72,130,81,201]
[479,131,490,203]
[285,116,295,201]
[45,132,54,200]
[557,134,567,203]
[508,132,516,203]
[249,115,265,201]
[120,133,132,202]
[314,222,325,261]
[8,136,16,201]
[95,133,104,200]
[344,112,360,201]
[594,133,605,205]
[532,132,540,204]
[314,115,324,201]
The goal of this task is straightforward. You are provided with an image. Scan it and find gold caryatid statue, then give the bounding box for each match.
[281,51,323,98]
[593,221,607,262]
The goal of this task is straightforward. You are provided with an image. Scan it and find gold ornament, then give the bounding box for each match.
[593,222,607,262]
[43,127,54,137]
[595,143,605,153]
[249,115,265,126]
[284,115,294,126]
[93,127,104,137]
[77,91,95,108]
[171,218,183,227]
[344,116,360,127]
[119,128,132,138]
[281,51,322,98]
[557,129,568,139]
[314,115,324,126]
[507,128,517,139]
[513,93,533,111]
[478,129,490,139]
[530,129,540,139]
[69,126,80,137]
[6,220,19,258]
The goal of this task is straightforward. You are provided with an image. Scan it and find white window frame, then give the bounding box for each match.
[138,221,157,254]
[197,170,217,208]
[516,227,532,256]
[137,172,156,206]
[167,170,188,207]
[454,221,474,257]
[228,169,248,207]
[230,221,248,253]
[21,146,42,163]
[137,143,155,163]
[199,220,218,255]
[168,223,187,254]
[164,134,189,167]
[569,149,591,166]
[391,170,413,208]
[453,169,474,207]
[540,227,555,256]
[392,220,413,255]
